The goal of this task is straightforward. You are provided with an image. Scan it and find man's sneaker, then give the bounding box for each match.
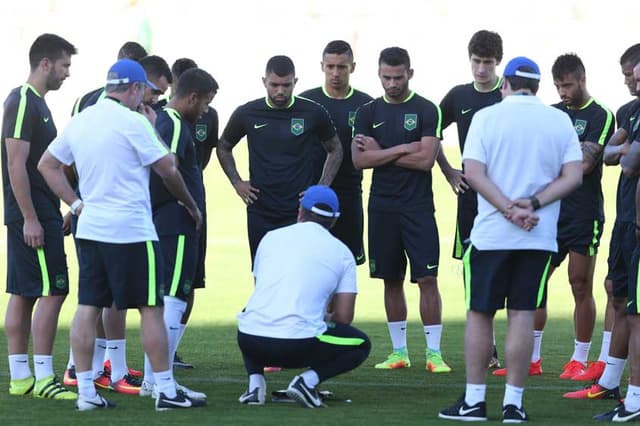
[111,373,142,395]
[33,375,77,400]
[559,359,586,379]
[76,393,116,411]
[374,351,410,369]
[103,360,143,378]
[502,404,529,423]
[563,383,621,400]
[173,353,194,369]
[612,405,640,422]
[493,359,542,377]
[594,403,623,421]
[426,349,452,373]
[139,380,158,398]
[571,360,605,381]
[489,345,501,369]
[176,382,206,400]
[9,376,35,396]
[63,366,77,387]
[438,395,487,421]
[155,390,207,411]
[94,372,112,390]
[285,375,324,408]
[238,387,265,405]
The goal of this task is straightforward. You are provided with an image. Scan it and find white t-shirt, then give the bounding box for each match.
[237,221,357,339]
[462,95,582,251]
[48,98,168,243]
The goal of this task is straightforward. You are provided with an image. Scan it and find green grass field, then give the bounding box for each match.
[0,144,626,424]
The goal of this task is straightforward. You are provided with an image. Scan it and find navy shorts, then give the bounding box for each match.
[331,192,365,265]
[627,243,640,315]
[368,208,440,282]
[159,233,199,301]
[452,188,477,260]
[607,221,636,297]
[463,245,552,313]
[6,219,69,297]
[247,210,296,265]
[76,239,165,309]
[551,218,603,267]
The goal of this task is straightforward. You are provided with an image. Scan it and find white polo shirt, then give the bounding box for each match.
[48,98,168,243]
[463,95,582,251]
[237,221,357,339]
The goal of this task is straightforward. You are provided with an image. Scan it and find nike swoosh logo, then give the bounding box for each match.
[16,360,28,363]
[356,254,365,262]
[459,406,479,416]
[43,117,50,123]
[426,264,438,270]
[35,361,45,365]
[587,390,607,398]
[108,346,119,350]
[164,398,193,408]
[461,108,473,115]
[169,326,180,330]
[253,123,268,129]
[373,121,385,128]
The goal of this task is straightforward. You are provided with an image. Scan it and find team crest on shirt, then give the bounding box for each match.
[348,111,356,127]
[291,118,305,135]
[404,114,417,131]
[55,274,67,290]
[195,124,207,142]
[574,119,587,136]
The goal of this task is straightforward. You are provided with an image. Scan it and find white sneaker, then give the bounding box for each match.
[176,382,206,400]
[139,380,158,399]
[238,387,265,405]
[76,393,116,411]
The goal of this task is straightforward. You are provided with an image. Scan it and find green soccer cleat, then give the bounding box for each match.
[9,376,35,396]
[426,349,452,373]
[374,351,411,369]
[33,375,77,400]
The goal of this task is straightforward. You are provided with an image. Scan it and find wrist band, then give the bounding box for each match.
[70,199,83,215]
[529,196,541,211]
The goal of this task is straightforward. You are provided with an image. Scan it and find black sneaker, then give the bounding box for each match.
[594,403,623,421]
[285,375,324,408]
[439,395,487,421]
[502,404,529,423]
[173,353,194,369]
[612,405,640,422]
[76,393,116,411]
[238,387,265,405]
[155,390,207,411]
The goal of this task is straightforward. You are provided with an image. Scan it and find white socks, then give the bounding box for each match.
[571,340,591,363]
[465,383,486,406]
[8,354,32,380]
[424,324,443,352]
[92,338,107,379]
[598,331,612,362]
[76,369,97,398]
[33,354,53,381]
[387,321,407,352]
[106,339,128,382]
[164,296,187,364]
[599,356,626,390]
[531,330,543,362]
[300,370,320,388]
[503,383,524,408]
[154,369,177,399]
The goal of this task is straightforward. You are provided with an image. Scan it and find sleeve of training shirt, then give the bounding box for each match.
[129,113,169,166]
[220,104,247,147]
[461,112,486,163]
[47,131,74,166]
[353,101,373,137]
[312,103,337,142]
[335,254,357,294]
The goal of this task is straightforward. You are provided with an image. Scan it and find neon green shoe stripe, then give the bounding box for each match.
[462,245,472,310]
[536,255,552,308]
[169,235,186,297]
[36,247,50,296]
[146,241,157,306]
[316,334,364,346]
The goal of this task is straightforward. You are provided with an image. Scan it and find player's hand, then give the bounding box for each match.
[233,180,259,205]
[445,168,469,194]
[185,205,203,232]
[23,217,44,248]
[505,205,539,231]
[62,212,72,236]
[354,134,380,151]
[138,103,157,126]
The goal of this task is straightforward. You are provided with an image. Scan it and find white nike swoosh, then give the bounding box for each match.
[164,398,192,408]
[459,406,479,416]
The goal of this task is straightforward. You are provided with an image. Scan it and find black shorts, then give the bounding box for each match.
[463,245,552,313]
[627,243,640,315]
[76,239,164,309]
[551,218,604,267]
[6,219,69,297]
[193,211,206,289]
[607,221,636,297]
[159,233,198,301]
[368,209,439,281]
[331,192,365,265]
[452,188,477,260]
[247,210,296,265]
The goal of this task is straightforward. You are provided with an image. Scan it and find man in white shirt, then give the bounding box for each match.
[37,59,204,412]
[237,185,370,408]
[438,56,582,423]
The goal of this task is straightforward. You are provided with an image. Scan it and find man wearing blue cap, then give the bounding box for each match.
[38,59,204,411]
[439,56,582,422]
[236,185,370,408]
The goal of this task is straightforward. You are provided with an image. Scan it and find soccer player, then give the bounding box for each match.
[2,33,77,399]
[352,47,451,373]
[439,56,582,422]
[437,29,504,370]
[38,58,205,411]
[139,68,217,400]
[139,55,172,106]
[217,55,342,263]
[237,185,370,407]
[299,40,373,265]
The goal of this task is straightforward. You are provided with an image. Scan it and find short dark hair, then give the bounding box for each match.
[299,207,336,229]
[265,55,295,77]
[117,41,147,61]
[29,33,77,71]
[552,53,585,80]
[139,55,173,84]
[174,68,218,98]
[506,67,539,94]
[468,30,503,62]
[379,47,410,69]
[620,43,640,67]
[323,40,353,60]
[171,58,198,80]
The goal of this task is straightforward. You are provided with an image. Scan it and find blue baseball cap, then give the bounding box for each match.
[301,185,340,218]
[503,56,541,80]
[106,58,158,90]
